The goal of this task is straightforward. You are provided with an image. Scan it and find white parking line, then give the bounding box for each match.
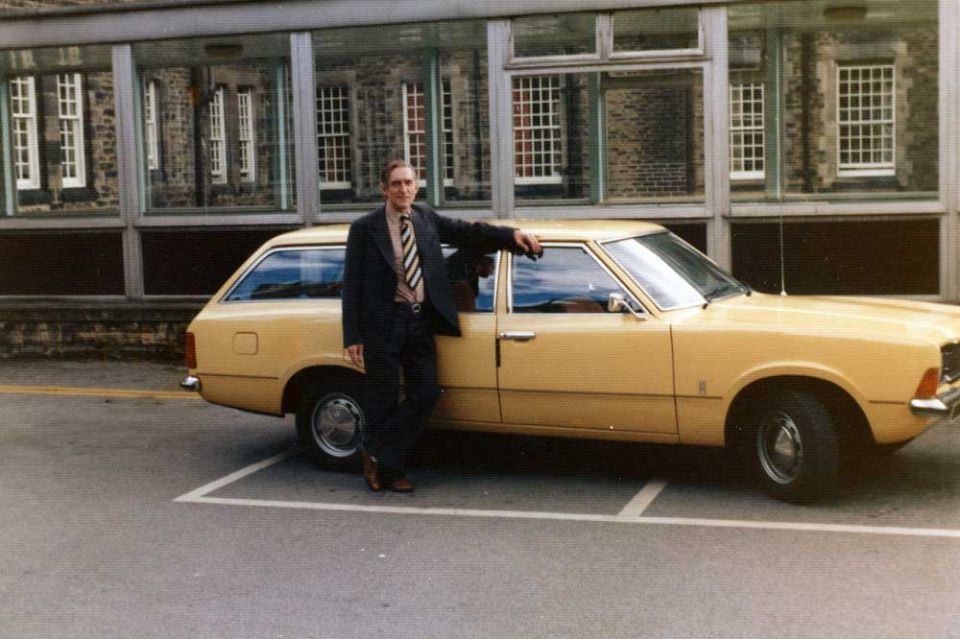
[617,480,669,518]
[174,449,296,502]
[174,451,960,540]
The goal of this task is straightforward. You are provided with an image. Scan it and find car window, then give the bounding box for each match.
[442,246,497,313]
[224,247,345,301]
[511,245,633,314]
[604,233,747,310]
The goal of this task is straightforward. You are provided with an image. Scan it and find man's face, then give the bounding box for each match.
[382,166,419,212]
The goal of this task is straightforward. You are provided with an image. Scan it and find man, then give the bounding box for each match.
[342,160,541,492]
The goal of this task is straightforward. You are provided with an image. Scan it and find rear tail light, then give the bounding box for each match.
[914,367,940,399]
[185,332,197,369]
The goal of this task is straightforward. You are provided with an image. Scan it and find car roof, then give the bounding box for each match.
[266,218,666,248]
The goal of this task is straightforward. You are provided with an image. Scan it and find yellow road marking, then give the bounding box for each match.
[0,384,202,401]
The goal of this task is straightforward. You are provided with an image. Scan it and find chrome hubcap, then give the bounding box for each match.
[757,410,803,484]
[311,395,363,458]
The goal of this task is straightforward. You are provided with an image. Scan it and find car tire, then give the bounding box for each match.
[750,389,839,503]
[295,380,365,471]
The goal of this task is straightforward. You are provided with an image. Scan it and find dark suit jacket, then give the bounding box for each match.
[342,203,517,350]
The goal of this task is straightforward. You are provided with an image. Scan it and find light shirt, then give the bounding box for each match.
[385,203,426,304]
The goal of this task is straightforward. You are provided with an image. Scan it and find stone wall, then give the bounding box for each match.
[606,71,704,200]
[781,25,939,194]
[17,70,121,214]
[144,64,290,209]
[0,302,201,359]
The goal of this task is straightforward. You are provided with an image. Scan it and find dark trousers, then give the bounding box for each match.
[361,303,442,475]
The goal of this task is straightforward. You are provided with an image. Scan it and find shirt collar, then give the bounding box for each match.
[385,202,412,222]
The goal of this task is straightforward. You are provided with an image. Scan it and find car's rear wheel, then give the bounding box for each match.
[295,380,365,471]
[751,389,839,502]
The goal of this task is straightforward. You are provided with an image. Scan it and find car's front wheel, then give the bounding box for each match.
[751,389,839,502]
[295,380,365,471]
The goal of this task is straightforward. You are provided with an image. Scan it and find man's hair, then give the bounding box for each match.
[380,159,415,186]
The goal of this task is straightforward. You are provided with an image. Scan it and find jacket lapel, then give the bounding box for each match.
[370,206,395,266]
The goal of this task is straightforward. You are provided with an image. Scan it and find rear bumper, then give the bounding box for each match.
[909,387,960,419]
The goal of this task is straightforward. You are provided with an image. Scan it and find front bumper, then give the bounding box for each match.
[180,375,201,392]
[910,386,960,419]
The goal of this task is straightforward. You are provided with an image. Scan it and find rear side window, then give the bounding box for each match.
[224,247,345,301]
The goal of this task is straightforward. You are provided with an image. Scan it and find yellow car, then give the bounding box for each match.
[182,220,960,501]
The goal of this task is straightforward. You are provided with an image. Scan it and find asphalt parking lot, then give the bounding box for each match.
[2,361,960,639]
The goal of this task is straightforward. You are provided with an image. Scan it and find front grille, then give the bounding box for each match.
[942,342,960,383]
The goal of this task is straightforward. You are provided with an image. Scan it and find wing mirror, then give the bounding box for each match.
[607,292,646,320]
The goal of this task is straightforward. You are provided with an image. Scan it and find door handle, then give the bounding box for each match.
[498,331,536,342]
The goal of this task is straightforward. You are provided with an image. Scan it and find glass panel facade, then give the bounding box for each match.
[612,7,700,53]
[605,69,705,203]
[728,0,938,202]
[512,13,597,58]
[514,69,704,205]
[135,33,295,212]
[731,219,939,295]
[141,229,290,295]
[312,21,490,207]
[1,45,117,216]
[0,232,124,294]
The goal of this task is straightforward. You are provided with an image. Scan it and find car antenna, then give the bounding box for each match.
[778,211,787,296]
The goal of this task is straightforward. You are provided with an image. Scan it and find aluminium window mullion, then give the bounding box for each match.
[701,5,730,271]
[112,44,144,299]
[0,79,13,216]
[290,31,318,225]
[487,19,514,218]
[423,49,444,207]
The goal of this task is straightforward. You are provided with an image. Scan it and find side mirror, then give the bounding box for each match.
[607,292,646,320]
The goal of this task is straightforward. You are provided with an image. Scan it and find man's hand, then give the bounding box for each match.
[345,344,364,369]
[513,229,542,256]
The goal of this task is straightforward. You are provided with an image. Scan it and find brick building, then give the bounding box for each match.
[0,0,952,357]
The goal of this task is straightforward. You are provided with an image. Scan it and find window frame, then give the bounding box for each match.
[507,11,706,68]
[608,7,704,60]
[402,80,454,188]
[315,84,352,190]
[208,86,227,185]
[10,75,40,191]
[512,74,564,186]
[144,79,160,173]
[836,63,896,178]
[57,72,87,189]
[729,78,764,181]
[237,87,256,183]
[506,241,644,315]
[220,243,346,303]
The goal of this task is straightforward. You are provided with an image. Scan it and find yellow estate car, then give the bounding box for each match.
[183,220,960,501]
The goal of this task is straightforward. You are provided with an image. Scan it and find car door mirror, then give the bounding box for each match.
[607,292,646,320]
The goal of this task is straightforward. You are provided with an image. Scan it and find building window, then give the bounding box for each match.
[57,73,86,188]
[237,89,255,183]
[730,80,764,180]
[208,87,227,184]
[837,64,895,177]
[402,80,453,187]
[513,75,563,185]
[10,76,40,190]
[316,85,351,189]
[144,80,160,172]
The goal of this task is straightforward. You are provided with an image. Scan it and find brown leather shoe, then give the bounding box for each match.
[360,449,382,492]
[386,476,414,493]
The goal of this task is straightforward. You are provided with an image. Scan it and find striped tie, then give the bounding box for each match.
[400,214,422,290]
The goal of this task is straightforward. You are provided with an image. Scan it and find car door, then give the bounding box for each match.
[432,248,502,424]
[497,243,677,438]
